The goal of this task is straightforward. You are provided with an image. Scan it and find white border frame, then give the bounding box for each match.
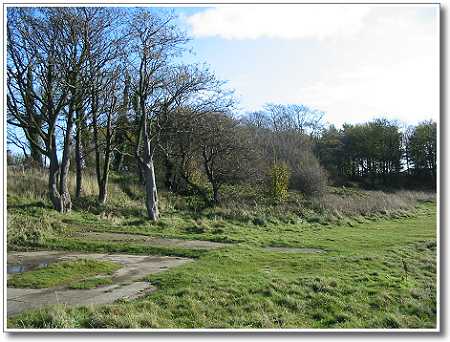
[1,0,441,334]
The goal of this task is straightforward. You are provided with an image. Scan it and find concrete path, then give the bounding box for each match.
[8,282,153,316]
[7,251,193,316]
[74,231,228,249]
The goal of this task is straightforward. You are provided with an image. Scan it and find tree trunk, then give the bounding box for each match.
[137,159,145,184]
[212,184,221,205]
[92,104,102,194]
[113,151,124,172]
[164,153,175,192]
[75,121,84,198]
[113,71,130,172]
[25,65,43,167]
[48,144,62,212]
[27,129,43,167]
[99,179,108,204]
[47,136,71,213]
[59,115,74,213]
[142,159,159,221]
[99,137,112,204]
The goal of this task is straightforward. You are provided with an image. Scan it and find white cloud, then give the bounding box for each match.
[299,56,438,127]
[186,5,371,40]
[184,5,439,127]
[296,6,439,126]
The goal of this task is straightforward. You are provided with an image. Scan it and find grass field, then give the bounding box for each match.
[6,170,437,329]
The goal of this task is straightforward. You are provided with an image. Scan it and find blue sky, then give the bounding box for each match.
[171,4,439,127]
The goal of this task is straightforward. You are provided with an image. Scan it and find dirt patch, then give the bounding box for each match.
[7,251,192,316]
[264,247,326,254]
[75,231,228,250]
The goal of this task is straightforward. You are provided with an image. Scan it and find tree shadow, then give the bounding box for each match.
[7,201,50,210]
[114,176,142,201]
[72,195,147,221]
[123,218,147,226]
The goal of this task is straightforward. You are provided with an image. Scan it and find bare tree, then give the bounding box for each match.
[89,68,125,204]
[111,71,132,172]
[76,8,126,200]
[264,103,325,136]
[125,10,189,221]
[7,8,92,212]
[156,65,235,198]
[196,113,251,204]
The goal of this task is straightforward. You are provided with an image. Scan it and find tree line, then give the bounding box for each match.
[7,8,437,222]
[315,119,437,189]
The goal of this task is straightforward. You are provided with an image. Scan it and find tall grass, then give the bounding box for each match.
[318,189,435,217]
[7,167,435,224]
[7,167,48,202]
[7,167,100,201]
[6,167,129,204]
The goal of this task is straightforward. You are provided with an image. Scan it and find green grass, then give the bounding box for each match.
[8,259,121,289]
[6,169,437,329]
[68,277,114,290]
[8,204,436,329]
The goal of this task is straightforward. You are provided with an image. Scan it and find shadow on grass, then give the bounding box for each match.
[72,196,145,218]
[7,201,50,210]
[113,176,143,201]
[124,219,147,226]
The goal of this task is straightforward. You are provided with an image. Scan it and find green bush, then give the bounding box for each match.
[271,163,290,203]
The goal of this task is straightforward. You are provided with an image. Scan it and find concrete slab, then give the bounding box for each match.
[7,251,193,316]
[7,282,154,316]
[75,231,228,249]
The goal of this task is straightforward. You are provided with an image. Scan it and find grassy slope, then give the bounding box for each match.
[8,203,436,329]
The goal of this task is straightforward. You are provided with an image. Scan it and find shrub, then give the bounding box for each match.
[291,151,328,197]
[271,163,290,202]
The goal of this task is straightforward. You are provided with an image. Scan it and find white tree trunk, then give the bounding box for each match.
[142,159,159,221]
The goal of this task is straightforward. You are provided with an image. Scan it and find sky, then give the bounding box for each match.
[173,4,439,128]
